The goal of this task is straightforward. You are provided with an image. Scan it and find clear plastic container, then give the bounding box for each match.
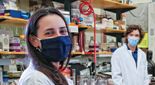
[120,14,127,30]
[108,18,113,29]
[102,17,108,28]
[19,35,26,52]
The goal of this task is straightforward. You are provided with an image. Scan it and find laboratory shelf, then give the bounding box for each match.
[0,51,27,55]
[84,26,103,33]
[0,51,113,55]
[103,28,125,46]
[71,52,113,55]
[103,28,126,33]
[78,25,93,32]
[3,76,21,79]
[51,0,76,3]
[80,0,137,10]
[0,58,28,65]
[80,0,137,20]
[0,16,28,27]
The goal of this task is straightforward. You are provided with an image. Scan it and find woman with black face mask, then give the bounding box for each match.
[18,8,73,85]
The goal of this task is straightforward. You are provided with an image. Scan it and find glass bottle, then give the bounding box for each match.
[19,35,26,52]
[120,14,127,30]
[88,36,99,52]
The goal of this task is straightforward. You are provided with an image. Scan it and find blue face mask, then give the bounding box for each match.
[128,37,139,47]
[36,35,72,62]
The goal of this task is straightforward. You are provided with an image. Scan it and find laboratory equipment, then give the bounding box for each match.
[102,17,108,28]
[3,65,17,72]
[0,68,3,85]
[96,78,107,85]
[147,50,155,76]
[120,14,126,30]
[19,35,26,52]
[0,34,9,51]
[3,79,9,85]
[108,18,113,29]
[88,36,99,52]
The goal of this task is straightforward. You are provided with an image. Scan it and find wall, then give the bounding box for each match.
[133,0,152,3]
[125,3,149,32]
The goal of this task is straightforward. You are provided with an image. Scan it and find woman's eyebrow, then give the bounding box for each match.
[43,28,54,32]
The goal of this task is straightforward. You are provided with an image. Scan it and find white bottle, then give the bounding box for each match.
[119,0,123,3]
[120,14,127,30]
[129,0,133,5]
[107,19,109,28]
[123,0,126,4]
[102,17,107,28]
[108,18,113,29]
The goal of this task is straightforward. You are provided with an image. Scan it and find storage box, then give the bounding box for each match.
[3,65,17,72]
[10,43,20,52]
[114,20,125,30]
[0,9,4,16]
[21,11,27,16]
[4,10,22,18]
[22,15,29,19]
[99,43,117,51]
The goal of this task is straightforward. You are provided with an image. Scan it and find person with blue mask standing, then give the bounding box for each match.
[18,8,73,85]
[111,25,149,85]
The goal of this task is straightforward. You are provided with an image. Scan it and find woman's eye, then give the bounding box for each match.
[45,31,53,35]
[135,35,139,37]
[60,30,67,34]
[130,34,133,36]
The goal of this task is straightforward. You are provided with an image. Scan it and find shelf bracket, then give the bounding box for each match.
[0,19,6,22]
[64,0,72,22]
[104,8,136,20]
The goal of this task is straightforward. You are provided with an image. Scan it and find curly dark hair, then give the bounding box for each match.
[124,25,144,44]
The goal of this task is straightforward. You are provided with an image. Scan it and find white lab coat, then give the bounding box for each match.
[111,44,149,85]
[18,61,74,85]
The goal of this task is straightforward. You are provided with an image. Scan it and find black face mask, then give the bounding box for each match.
[36,35,72,62]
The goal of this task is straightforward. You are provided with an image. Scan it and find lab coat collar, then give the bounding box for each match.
[126,44,138,53]
[28,60,35,69]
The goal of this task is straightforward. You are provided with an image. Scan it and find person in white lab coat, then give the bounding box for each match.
[18,8,73,85]
[111,25,149,85]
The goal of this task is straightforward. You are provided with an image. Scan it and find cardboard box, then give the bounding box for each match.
[114,20,125,30]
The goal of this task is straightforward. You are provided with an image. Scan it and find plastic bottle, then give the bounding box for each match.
[118,0,123,3]
[108,18,113,29]
[19,35,26,52]
[102,17,108,28]
[3,79,9,85]
[76,43,80,52]
[120,14,127,30]
[129,0,133,5]
[107,18,109,29]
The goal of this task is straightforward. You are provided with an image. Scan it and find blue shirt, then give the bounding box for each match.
[126,44,138,66]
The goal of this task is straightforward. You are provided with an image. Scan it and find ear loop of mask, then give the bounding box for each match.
[33,36,41,52]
